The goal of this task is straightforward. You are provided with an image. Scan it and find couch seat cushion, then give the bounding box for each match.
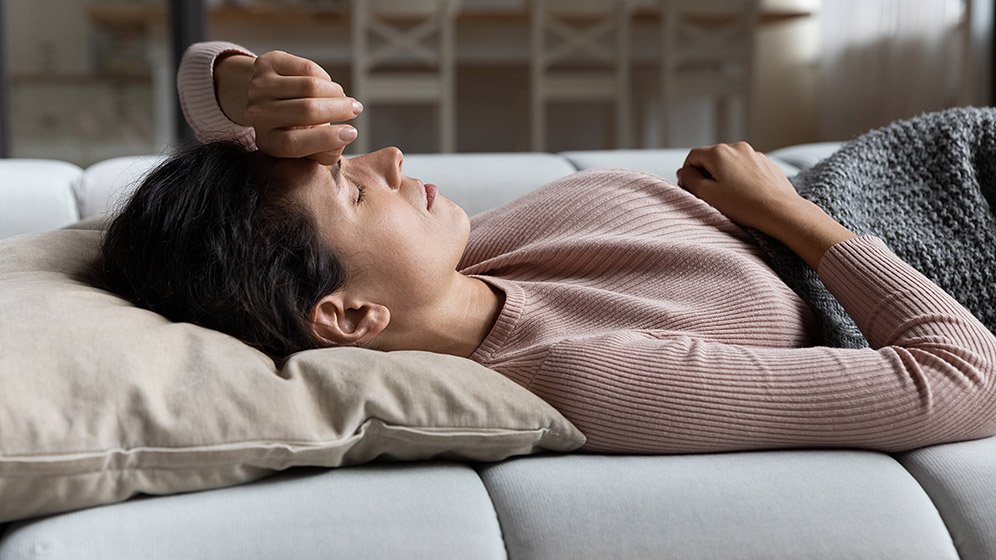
[478,451,958,560]
[898,436,996,560]
[0,462,505,560]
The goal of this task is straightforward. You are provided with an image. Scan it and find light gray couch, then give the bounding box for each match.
[1,143,995,559]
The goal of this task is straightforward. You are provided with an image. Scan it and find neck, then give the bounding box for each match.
[372,273,504,358]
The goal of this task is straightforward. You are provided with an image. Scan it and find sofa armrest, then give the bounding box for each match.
[0,160,82,238]
[76,155,167,220]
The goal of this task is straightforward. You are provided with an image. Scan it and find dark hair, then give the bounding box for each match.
[96,140,347,362]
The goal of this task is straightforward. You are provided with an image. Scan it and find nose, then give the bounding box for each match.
[379,147,404,188]
[341,146,405,189]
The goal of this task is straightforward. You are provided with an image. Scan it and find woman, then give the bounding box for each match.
[100,41,996,455]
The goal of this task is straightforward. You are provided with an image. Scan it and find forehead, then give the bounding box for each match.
[271,157,320,183]
[269,158,347,231]
[269,158,330,200]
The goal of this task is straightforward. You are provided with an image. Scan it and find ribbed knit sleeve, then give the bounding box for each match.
[177,41,258,146]
[525,235,996,455]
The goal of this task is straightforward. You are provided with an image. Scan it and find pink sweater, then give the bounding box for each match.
[179,41,996,454]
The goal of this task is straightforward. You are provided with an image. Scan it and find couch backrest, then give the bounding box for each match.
[0,144,841,239]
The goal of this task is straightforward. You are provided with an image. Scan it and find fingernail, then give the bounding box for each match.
[351,100,363,114]
[338,126,358,142]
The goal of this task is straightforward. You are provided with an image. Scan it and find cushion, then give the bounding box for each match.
[71,153,578,225]
[0,159,82,238]
[560,149,802,182]
[75,155,166,220]
[765,141,845,172]
[402,153,577,216]
[478,453,960,559]
[897,436,996,560]
[0,226,585,524]
[0,464,508,560]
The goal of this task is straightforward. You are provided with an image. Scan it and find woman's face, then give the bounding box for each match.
[273,147,471,310]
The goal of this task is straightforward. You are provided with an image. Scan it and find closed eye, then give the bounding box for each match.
[329,159,363,205]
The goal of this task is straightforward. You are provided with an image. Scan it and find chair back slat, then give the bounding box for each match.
[530,0,634,150]
[657,0,760,147]
[351,0,460,152]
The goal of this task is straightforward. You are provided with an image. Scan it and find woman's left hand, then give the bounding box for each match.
[676,141,805,233]
[240,50,362,165]
[678,141,857,269]
[214,51,363,165]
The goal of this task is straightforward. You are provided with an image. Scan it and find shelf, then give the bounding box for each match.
[10,73,151,85]
[87,3,348,29]
[86,2,813,29]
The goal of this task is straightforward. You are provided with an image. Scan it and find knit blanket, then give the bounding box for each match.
[742,106,996,348]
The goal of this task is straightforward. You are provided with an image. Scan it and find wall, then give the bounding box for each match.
[752,0,821,151]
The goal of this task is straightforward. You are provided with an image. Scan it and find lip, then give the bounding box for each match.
[424,183,437,210]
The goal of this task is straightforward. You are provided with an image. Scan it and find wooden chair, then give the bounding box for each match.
[350,0,460,153]
[658,0,759,147]
[529,0,634,151]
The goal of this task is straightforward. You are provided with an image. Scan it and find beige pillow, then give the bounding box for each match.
[0,227,585,523]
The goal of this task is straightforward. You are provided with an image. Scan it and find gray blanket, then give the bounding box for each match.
[742,106,996,348]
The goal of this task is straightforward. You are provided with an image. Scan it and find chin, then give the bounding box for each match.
[457,209,471,240]
[451,210,472,260]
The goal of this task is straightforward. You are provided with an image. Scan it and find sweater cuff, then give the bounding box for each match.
[177,41,258,147]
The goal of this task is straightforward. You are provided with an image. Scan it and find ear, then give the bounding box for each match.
[309,291,390,346]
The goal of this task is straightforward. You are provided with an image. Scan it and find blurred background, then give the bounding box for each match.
[0,0,991,167]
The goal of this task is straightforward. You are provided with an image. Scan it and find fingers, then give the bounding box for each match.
[259,50,332,82]
[680,141,756,179]
[675,164,715,195]
[682,145,713,170]
[247,51,361,162]
[247,97,362,129]
[252,75,346,100]
[256,123,358,160]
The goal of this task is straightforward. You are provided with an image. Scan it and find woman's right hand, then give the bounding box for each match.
[220,50,363,165]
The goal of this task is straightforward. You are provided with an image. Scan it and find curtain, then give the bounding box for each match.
[820,0,971,140]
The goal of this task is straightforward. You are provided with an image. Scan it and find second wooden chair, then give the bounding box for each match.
[529,0,634,151]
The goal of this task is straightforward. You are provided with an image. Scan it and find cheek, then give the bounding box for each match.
[362,206,466,277]
[371,213,433,268]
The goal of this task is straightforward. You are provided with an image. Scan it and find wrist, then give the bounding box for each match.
[765,198,857,270]
[213,53,255,127]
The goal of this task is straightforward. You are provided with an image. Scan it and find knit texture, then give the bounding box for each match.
[179,41,996,454]
[744,107,996,349]
[177,41,257,146]
[458,170,996,454]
